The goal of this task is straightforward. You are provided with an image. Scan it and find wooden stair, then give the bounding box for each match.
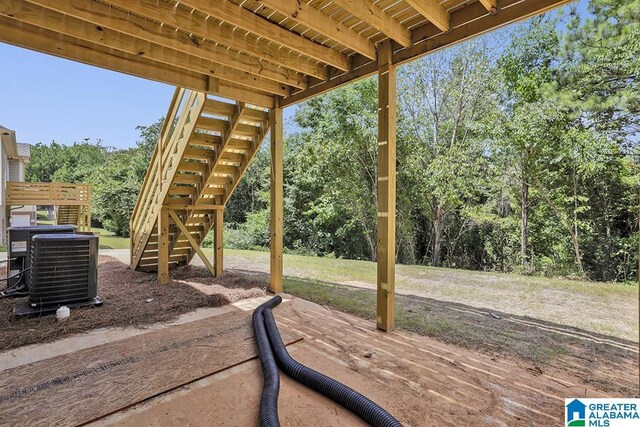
[56,205,79,226]
[130,88,270,274]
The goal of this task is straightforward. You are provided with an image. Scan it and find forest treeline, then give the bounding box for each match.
[26,0,639,282]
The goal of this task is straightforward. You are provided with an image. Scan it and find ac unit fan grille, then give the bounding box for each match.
[30,239,93,305]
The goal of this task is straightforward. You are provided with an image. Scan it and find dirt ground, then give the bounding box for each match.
[0,256,267,350]
[94,297,634,427]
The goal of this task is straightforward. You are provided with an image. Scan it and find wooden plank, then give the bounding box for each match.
[3,1,290,96]
[27,0,309,89]
[329,0,411,47]
[376,39,396,332]
[203,99,237,117]
[197,117,228,134]
[179,0,350,71]
[224,125,270,204]
[173,174,204,185]
[227,139,253,151]
[0,309,301,426]
[208,77,274,109]
[161,204,224,211]
[190,133,222,148]
[269,103,283,294]
[178,160,208,174]
[255,0,376,59]
[168,210,215,276]
[282,0,573,107]
[403,0,450,32]
[183,147,215,161]
[104,0,327,80]
[478,0,498,12]
[0,17,210,93]
[220,152,245,163]
[158,207,170,285]
[131,87,182,236]
[214,209,224,277]
[169,187,197,196]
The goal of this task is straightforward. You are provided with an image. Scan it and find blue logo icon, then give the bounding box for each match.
[566,399,586,426]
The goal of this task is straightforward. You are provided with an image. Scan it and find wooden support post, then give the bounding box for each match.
[376,39,397,332]
[269,100,284,294]
[158,207,170,285]
[168,209,216,276]
[86,186,91,232]
[214,208,224,277]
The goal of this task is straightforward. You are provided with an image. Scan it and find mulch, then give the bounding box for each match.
[0,255,268,351]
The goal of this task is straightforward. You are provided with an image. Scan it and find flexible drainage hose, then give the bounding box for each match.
[262,302,403,427]
[252,296,283,427]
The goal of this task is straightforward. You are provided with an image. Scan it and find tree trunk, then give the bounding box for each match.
[572,167,584,276]
[432,206,444,267]
[520,155,529,271]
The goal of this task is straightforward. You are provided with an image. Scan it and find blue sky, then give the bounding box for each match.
[0,0,586,150]
[0,43,299,150]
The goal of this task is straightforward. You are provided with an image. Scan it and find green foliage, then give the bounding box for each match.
[89,149,148,236]
[21,0,637,281]
[224,0,638,282]
[25,119,160,236]
[26,140,107,183]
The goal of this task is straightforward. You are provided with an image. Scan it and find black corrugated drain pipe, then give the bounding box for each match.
[260,296,403,427]
[252,296,282,427]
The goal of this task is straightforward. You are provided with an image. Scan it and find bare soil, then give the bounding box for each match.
[97,298,635,427]
[0,256,267,350]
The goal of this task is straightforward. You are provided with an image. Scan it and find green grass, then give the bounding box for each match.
[36,210,129,250]
[283,276,573,365]
[90,227,130,249]
[224,248,639,341]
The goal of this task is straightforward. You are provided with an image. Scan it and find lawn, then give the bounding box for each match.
[36,211,129,250]
[222,249,639,342]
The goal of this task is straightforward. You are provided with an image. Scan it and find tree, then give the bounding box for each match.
[399,40,497,266]
[498,15,560,271]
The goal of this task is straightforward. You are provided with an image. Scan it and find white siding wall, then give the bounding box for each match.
[8,159,19,182]
[0,144,7,245]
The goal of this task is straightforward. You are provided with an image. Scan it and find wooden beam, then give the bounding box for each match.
[179,0,350,71]
[102,0,326,81]
[208,78,274,109]
[255,0,376,59]
[269,102,284,294]
[403,0,450,32]
[478,0,498,13]
[158,208,170,285]
[9,0,294,94]
[33,0,307,89]
[0,16,273,107]
[329,0,411,47]
[376,39,396,332]
[282,0,573,107]
[214,209,224,277]
[404,0,572,63]
[162,204,224,210]
[0,16,208,93]
[168,210,216,276]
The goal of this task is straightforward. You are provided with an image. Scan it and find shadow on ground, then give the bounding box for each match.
[229,267,639,397]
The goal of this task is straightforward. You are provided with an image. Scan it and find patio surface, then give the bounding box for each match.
[1,295,620,426]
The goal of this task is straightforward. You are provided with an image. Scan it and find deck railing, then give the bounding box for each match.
[129,87,206,268]
[6,182,91,231]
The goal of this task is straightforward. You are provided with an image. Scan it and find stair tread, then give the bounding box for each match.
[132,90,269,272]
